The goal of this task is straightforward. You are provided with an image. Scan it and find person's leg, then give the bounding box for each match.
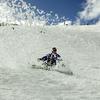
[51,59,56,66]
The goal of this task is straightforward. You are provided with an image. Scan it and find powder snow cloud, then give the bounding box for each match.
[0,0,72,25]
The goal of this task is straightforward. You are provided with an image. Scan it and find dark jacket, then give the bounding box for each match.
[40,53,61,65]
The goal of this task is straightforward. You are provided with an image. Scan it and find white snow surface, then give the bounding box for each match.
[0,25,100,100]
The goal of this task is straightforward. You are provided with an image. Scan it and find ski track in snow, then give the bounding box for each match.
[0,25,100,100]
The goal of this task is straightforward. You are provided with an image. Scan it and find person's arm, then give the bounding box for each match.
[57,54,63,61]
[38,54,50,61]
[57,54,61,57]
[41,56,47,61]
[38,56,47,61]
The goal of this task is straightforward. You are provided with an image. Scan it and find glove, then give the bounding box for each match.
[37,58,42,61]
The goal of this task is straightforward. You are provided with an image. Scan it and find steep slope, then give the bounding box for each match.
[0,25,100,100]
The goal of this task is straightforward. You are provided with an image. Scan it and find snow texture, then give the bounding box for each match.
[0,25,100,100]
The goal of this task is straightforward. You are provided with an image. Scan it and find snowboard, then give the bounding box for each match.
[31,63,73,75]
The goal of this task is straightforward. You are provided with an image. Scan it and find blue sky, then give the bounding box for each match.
[25,0,85,22]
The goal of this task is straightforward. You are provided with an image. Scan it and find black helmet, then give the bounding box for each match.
[52,47,57,52]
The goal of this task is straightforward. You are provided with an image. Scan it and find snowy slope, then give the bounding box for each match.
[0,25,100,100]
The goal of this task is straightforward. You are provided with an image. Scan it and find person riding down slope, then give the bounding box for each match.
[38,47,62,66]
[37,47,73,75]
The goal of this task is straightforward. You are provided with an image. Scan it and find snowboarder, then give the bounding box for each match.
[38,47,62,66]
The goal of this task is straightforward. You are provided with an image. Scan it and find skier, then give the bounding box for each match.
[38,47,62,66]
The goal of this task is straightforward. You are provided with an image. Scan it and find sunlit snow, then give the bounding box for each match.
[0,25,100,100]
[0,0,100,100]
